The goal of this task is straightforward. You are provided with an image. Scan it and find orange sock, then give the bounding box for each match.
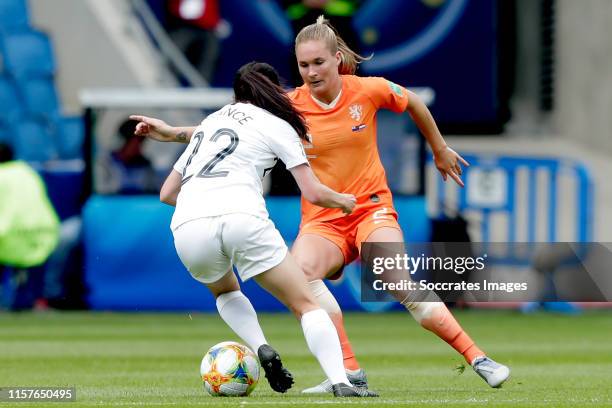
[328,312,360,371]
[419,304,484,365]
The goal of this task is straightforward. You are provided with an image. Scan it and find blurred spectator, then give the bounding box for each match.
[166,0,229,83]
[0,143,59,310]
[108,119,159,194]
[38,215,86,310]
[281,0,362,86]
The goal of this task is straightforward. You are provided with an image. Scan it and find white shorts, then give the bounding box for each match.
[172,214,288,284]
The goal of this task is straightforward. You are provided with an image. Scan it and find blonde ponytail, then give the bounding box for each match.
[295,15,371,75]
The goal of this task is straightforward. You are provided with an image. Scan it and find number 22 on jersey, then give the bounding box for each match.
[182,128,239,184]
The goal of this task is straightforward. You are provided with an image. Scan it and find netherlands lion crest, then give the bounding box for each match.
[348,104,362,121]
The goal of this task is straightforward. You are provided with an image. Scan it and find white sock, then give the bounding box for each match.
[216,291,267,353]
[301,309,350,385]
[308,280,341,314]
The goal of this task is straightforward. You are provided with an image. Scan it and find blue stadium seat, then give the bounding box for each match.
[56,115,84,160]
[0,75,24,124]
[0,30,55,78]
[13,118,58,162]
[16,77,60,119]
[0,0,29,32]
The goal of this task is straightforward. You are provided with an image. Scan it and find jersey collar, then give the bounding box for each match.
[310,89,343,110]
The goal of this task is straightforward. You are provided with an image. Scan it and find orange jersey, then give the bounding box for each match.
[289,75,410,224]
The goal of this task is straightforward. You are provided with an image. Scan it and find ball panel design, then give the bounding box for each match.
[200,341,260,397]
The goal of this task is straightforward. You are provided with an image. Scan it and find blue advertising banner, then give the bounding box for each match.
[83,195,428,311]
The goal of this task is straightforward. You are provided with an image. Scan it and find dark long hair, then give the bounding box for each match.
[233,62,308,140]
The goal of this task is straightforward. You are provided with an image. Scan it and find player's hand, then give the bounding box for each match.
[339,193,357,214]
[434,146,469,187]
[129,115,178,142]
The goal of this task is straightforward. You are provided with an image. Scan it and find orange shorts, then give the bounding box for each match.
[298,204,402,279]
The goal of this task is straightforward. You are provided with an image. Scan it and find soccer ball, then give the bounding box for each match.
[200,341,260,397]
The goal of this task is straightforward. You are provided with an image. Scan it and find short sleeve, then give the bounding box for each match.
[173,123,206,174]
[362,76,410,113]
[172,144,192,174]
[265,120,308,170]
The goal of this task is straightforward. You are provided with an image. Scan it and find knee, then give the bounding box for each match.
[293,253,327,281]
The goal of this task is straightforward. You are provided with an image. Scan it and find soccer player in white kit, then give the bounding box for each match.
[132,62,377,397]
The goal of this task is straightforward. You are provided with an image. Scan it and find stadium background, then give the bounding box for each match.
[1,1,611,406]
[3,0,609,311]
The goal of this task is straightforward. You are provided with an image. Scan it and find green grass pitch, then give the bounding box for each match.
[1,310,611,407]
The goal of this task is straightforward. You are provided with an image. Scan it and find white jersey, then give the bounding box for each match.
[170,102,308,230]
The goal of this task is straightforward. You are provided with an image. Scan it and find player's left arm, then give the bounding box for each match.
[405,91,469,187]
[160,169,182,207]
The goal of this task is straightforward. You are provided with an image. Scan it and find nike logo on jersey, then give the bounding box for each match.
[352,124,367,132]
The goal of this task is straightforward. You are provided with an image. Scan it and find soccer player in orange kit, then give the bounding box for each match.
[287,16,509,393]
[131,16,510,393]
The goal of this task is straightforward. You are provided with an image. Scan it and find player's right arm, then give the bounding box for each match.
[289,164,356,214]
[130,115,196,144]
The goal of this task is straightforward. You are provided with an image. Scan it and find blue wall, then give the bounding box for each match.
[83,195,429,311]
